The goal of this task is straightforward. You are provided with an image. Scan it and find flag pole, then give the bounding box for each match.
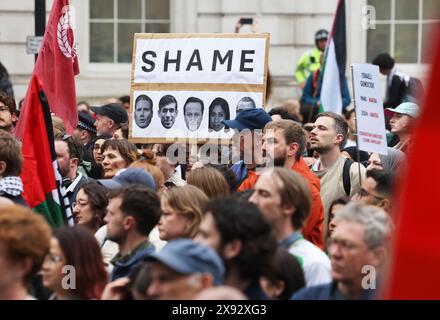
[34,0,46,62]
[350,65,362,188]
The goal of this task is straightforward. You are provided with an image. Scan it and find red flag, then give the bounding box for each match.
[21,75,71,228]
[384,25,440,299]
[16,0,79,138]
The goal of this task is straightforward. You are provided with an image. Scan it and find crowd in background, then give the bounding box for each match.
[0,27,422,300]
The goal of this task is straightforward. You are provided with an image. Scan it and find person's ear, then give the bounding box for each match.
[370,246,387,268]
[70,157,79,168]
[334,133,344,145]
[108,119,115,129]
[80,130,88,141]
[287,142,299,158]
[222,239,242,260]
[272,280,285,298]
[11,113,17,123]
[0,160,6,176]
[124,215,136,232]
[200,273,214,288]
[378,198,391,213]
[282,203,296,219]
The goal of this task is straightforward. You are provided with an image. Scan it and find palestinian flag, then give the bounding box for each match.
[20,75,73,228]
[320,0,346,114]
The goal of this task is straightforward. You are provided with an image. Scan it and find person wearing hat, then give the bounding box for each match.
[73,111,97,163]
[98,167,156,191]
[386,102,420,154]
[222,108,272,188]
[144,238,225,300]
[91,103,128,136]
[295,29,329,89]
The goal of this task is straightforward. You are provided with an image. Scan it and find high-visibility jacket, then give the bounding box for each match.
[295,47,322,86]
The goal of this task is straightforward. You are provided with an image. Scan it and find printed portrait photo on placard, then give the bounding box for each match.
[130,91,263,142]
[133,94,154,129]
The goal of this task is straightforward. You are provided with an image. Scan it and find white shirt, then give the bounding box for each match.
[288,238,332,287]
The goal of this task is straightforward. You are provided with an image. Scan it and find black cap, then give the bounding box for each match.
[77,111,97,134]
[91,103,128,125]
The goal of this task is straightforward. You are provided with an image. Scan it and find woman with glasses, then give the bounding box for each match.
[89,133,112,179]
[72,181,108,234]
[41,226,108,300]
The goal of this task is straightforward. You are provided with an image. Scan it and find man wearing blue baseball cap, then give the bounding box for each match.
[144,239,225,300]
[386,102,420,154]
[222,108,272,187]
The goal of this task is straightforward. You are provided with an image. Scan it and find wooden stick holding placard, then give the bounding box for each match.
[350,65,363,188]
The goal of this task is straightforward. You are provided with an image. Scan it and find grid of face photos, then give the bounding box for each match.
[131,91,263,140]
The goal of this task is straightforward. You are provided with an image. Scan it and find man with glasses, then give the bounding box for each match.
[353,169,394,215]
[54,134,88,204]
[292,202,390,300]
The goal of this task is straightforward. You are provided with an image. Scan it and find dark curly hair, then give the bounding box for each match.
[204,198,277,282]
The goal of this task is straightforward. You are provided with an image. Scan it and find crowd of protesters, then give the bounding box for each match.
[0,26,423,300]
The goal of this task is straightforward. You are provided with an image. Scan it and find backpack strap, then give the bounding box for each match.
[342,158,354,197]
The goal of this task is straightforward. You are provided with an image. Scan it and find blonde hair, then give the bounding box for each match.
[52,115,66,137]
[160,185,209,238]
[187,166,230,198]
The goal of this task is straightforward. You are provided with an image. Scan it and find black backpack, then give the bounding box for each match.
[342,158,354,197]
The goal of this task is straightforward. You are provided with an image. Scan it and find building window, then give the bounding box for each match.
[367,0,439,64]
[89,0,170,63]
